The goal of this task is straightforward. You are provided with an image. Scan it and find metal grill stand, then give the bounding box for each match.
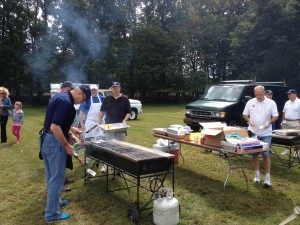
[83,140,175,223]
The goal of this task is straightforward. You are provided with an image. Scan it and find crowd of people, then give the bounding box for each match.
[0,86,24,144]
[39,81,131,223]
[3,82,299,223]
[243,86,300,189]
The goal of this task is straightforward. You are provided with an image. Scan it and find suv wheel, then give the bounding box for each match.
[130,108,138,120]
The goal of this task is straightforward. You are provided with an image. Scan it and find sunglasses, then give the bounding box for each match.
[0,92,4,95]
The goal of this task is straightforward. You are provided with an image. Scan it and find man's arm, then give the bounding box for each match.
[282,112,286,121]
[123,113,131,124]
[50,123,75,156]
[99,111,105,124]
[243,114,255,127]
[79,111,86,130]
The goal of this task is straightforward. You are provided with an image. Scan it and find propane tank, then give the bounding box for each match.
[153,188,179,225]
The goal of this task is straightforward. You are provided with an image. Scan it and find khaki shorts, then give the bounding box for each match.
[281,120,300,130]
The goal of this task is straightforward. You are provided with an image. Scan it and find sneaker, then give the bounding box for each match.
[45,213,70,223]
[263,177,272,188]
[281,149,290,155]
[60,199,70,209]
[253,174,260,183]
[101,164,107,173]
[62,186,71,192]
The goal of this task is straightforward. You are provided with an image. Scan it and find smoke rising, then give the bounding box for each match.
[26,1,109,89]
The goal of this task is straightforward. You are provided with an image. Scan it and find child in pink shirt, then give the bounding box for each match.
[11,101,24,144]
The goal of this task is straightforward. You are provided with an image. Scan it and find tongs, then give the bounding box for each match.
[85,124,99,133]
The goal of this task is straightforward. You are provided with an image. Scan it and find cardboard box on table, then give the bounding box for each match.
[200,122,248,147]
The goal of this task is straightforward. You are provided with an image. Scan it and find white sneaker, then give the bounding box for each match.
[101,164,107,173]
[253,174,260,183]
[263,177,272,188]
[281,149,290,155]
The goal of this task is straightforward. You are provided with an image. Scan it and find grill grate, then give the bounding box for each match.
[91,141,164,161]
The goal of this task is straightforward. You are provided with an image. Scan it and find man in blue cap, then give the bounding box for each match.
[281,89,300,155]
[98,81,131,173]
[41,85,91,223]
[60,81,75,92]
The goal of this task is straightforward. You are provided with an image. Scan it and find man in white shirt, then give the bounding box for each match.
[243,86,278,188]
[281,89,300,155]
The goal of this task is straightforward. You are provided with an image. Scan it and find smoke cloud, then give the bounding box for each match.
[26,1,109,90]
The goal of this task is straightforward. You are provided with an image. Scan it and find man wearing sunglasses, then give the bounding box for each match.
[41,85,91,223]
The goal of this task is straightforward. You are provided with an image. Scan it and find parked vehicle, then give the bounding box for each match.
[183,80,290,131]
[50,83,142,120]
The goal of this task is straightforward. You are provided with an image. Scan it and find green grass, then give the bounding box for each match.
[1,104,300,225]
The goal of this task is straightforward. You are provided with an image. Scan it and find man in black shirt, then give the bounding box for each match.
[98,81,131,172]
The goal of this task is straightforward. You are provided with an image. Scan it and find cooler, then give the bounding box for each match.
[153,142,180,164]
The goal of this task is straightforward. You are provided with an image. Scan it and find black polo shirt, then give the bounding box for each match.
[100,95,131,124]
[43,91,76,138]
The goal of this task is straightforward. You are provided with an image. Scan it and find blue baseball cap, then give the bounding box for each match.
[111,81,121,87]
[61,81,75,90]
[265,90,273,95]
[79,84,91,102]
[287,89,297,94]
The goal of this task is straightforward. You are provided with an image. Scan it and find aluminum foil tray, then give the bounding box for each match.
[99,123,129,133]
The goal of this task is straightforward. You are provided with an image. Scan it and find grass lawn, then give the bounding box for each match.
[0,104,300,225]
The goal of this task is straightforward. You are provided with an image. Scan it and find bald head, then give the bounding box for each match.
[254,86,265,102]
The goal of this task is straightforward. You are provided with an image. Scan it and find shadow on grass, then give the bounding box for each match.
[174,165,293,221]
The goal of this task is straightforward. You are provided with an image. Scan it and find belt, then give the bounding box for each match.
[286,119,300,121]
[44,128,53,134]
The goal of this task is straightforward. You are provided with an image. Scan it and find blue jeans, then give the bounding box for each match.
[41,133,67,221]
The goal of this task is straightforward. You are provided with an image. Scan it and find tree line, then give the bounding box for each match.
[1,0,299,103]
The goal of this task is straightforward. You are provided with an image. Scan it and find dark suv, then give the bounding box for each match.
[183,80,290,131]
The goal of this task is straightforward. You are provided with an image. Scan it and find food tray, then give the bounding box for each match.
[166,132,185,140]
[152,128,167,135]
[99,123,130,133]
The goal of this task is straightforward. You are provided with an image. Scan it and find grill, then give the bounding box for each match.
[272,134,300,146]
[190,110,212,119]
[271,134,300,170]
[85,140,174,176]
[84,140,175,223]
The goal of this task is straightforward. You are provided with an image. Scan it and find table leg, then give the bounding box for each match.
[224,155,248,191]
[288,146,292,171]
[224,155,231,191]
[179,143,185,163]
[240,155,248,191]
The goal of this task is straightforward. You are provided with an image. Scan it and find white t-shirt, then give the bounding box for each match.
[283,98,300,120]
[243,97,278,136]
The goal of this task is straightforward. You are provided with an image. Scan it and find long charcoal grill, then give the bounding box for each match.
[84,140,175,223]
[271,134,300,170]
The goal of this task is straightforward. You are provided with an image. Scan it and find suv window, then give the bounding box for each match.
[203,85,244,102]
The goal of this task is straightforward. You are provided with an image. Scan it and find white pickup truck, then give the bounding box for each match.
[50,83,142,120]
